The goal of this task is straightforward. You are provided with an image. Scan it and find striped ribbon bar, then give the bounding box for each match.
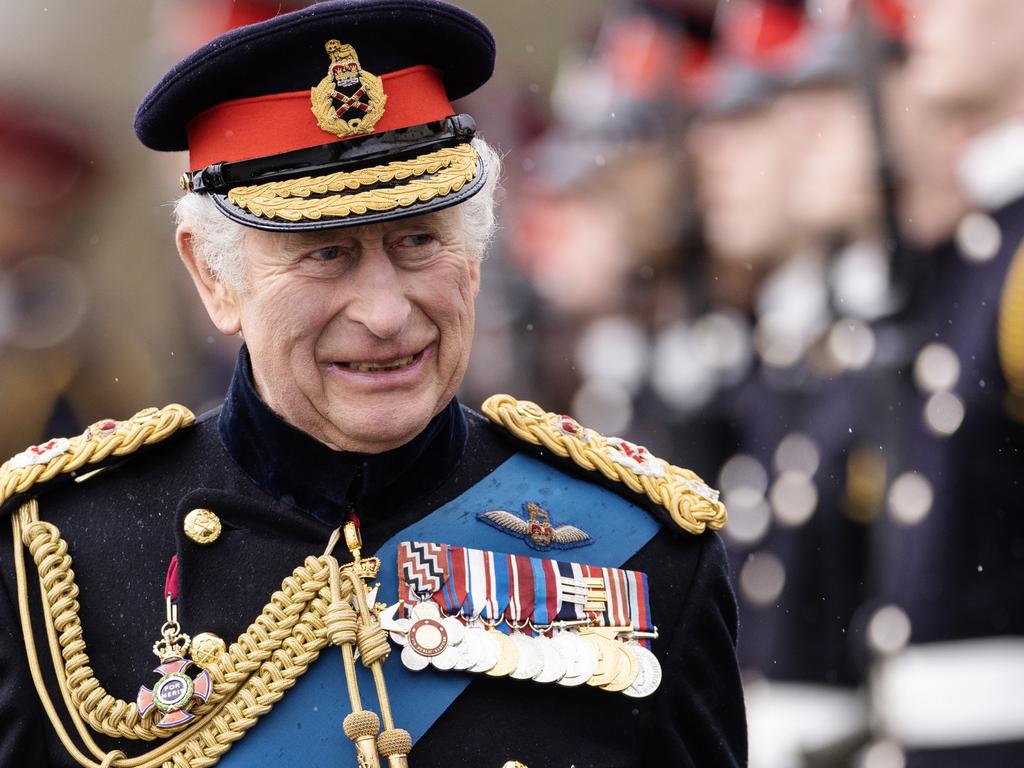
[397,541,654,635]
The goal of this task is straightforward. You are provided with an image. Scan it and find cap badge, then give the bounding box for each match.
[310,40,387,138]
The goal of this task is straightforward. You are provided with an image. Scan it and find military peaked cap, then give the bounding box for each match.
[135,0,495,230]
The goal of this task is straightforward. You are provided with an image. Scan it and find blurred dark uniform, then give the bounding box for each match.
[866,123,1024,766]
[0,2,746,767]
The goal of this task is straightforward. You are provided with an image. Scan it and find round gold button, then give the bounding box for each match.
[190,632,227,667]
[183,508,221,545]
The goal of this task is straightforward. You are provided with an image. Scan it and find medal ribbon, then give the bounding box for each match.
[436,545,469,615]
[483,549,510,622]
[554,561,585,621]
[581,563,605,626]
[405,542,654,639]
[465,546,488,620]
[632,570,653,648]
[505,554,536,626]
[528,554,554,628]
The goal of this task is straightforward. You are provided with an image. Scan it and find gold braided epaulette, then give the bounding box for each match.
[0,404,196,509]
[999,241,1024,422]
[481,394,727,535]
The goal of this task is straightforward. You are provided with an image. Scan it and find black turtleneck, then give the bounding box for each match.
[217,346,468,527]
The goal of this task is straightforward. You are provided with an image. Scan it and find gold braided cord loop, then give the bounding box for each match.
[999,240,1024,422]
[15,497,385,768]
[481,394,727,535]
[226,143,479,222]
[0,405,196,508]
[19,506,341,750]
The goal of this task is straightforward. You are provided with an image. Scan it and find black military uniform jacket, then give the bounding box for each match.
[0,349,746,767]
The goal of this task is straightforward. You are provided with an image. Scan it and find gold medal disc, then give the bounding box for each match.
[485,631,520,677]
[583,634,618,687]
[600,642,639,693]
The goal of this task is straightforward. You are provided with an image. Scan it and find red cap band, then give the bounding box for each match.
[186,65,454,170]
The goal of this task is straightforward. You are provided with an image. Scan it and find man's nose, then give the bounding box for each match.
[344,251,412,339]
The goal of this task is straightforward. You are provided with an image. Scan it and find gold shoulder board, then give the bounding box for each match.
[0,404,196,508]
[481,394,727,535]
[999,241,1024,422]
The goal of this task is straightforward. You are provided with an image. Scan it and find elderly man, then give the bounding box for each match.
[0,2,745,766]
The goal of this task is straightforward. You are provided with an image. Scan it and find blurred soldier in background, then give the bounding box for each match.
[862,0,1024,765]
[0,100,97,455]
[689,4,882,765]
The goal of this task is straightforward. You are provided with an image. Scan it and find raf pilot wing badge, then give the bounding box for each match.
[478,501,593,551]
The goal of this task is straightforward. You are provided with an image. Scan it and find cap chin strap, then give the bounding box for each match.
[185,114,477,195]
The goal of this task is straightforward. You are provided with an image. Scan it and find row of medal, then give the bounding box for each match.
[377,542,663,698]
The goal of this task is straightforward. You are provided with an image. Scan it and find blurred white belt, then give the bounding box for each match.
[872,637,1024,748]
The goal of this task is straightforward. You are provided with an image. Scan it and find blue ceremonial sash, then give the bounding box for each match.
[217,453,661,767]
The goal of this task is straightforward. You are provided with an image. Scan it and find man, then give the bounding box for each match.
[0,2,745,767]
[860,0,1024,765]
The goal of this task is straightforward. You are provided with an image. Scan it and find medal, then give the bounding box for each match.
[467,625,501,673]
[485,629,520,677]
[508,632,544,680]
[600,643,639,693]
[387,540,659,698]
[136,596,212,728]
[552,630,597,687]
[530,635,566,684]
[582,632,619,687]
[399,602,466,671]
[623,642,663,698]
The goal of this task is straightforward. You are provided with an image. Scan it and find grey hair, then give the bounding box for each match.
[174,136,502,292]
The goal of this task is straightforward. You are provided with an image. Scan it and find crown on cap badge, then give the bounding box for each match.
[310,40,388,138]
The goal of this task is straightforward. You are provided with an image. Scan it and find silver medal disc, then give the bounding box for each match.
[531,635,566,684]
[552,632,597,687]
[509,633,544,680]
[453,629,480,670]
[624,643,662,698]
[400,644,430,671]
[430,644,460,671]
[467,627,500,673]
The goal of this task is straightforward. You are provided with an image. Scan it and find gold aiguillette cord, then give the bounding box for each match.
[12,502,411,768]
[325,521,412,768]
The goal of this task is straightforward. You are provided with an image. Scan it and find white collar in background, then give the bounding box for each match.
[958,119,1024,210]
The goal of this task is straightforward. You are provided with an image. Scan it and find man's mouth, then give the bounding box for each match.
[336,350,421,373]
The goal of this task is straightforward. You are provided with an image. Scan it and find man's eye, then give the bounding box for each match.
[313,246,340,261]
[398,234,434,247]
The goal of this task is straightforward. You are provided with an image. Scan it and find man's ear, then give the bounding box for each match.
[176,225,243,336]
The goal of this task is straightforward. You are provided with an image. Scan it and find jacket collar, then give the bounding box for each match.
[218,346,467,526]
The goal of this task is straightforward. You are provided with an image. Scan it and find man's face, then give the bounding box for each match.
[228,207,479,453]
[777,84,877,242]
[906,0,1024,115]
[687,105,792,264]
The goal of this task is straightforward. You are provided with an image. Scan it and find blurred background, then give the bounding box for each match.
[2,1,1023,766]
